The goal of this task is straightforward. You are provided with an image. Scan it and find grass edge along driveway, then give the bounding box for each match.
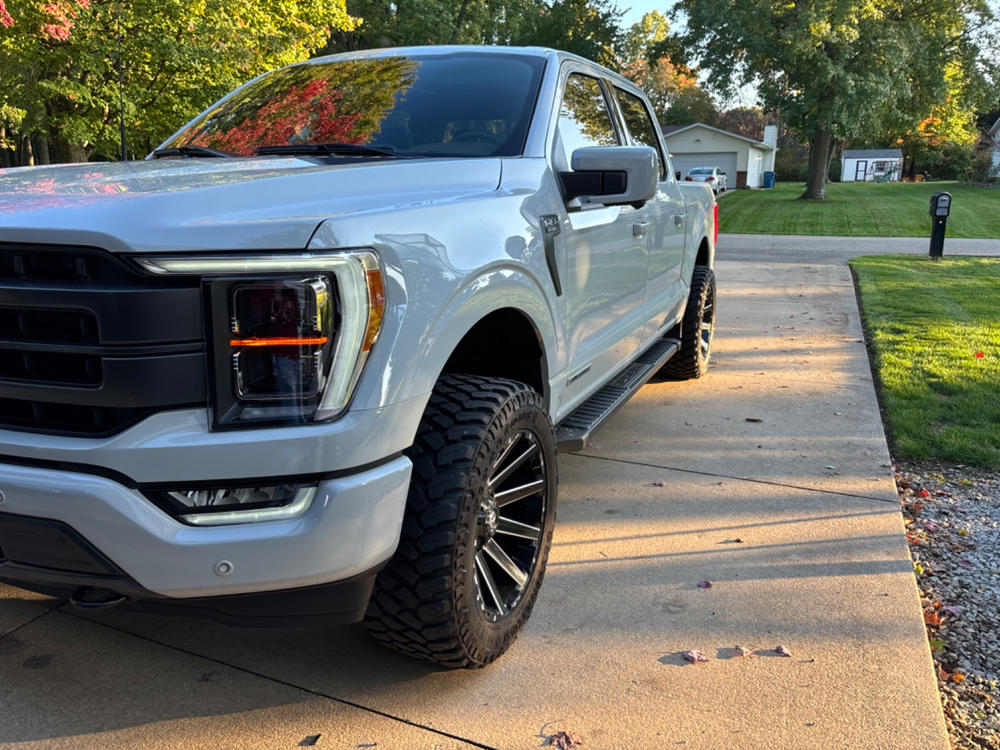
[850,254,1000,469]
[720,181,1000,239]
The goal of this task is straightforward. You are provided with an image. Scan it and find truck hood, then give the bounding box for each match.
[0,156,503,252]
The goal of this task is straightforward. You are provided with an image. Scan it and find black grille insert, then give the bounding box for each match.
[0,348,101,385]
[0,242,206,436]
[0,244,138,283]
[0,307,98,344]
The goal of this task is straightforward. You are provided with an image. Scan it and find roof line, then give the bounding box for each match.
[659,122,775,150]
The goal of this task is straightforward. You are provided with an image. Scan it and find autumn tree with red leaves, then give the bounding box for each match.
[0,0,356,164]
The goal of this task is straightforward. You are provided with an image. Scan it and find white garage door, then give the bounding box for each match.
[670,152,739,186]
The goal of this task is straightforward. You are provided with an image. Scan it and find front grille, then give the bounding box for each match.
[0,242,207,436]
[0,348,101,385]
[0,308,98,344]
[0,244,138,283]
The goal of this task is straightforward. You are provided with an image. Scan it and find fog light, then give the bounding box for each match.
[155,484,317,526]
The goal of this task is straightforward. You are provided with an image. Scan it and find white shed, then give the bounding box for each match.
[661,123,777,188]
[841,149,903,182]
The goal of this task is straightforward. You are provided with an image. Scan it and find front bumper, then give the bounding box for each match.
[0,456,411,601]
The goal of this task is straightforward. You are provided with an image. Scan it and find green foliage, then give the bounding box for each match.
[330,0,623,67]
[851,255,1000,469]
[773,147,808,182]
[0,0,357,162]
[719,181,1000,238]
[675,0,997,199]
[617,12,718,124]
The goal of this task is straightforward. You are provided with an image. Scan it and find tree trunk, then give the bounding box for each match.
[800,128,832,200]
[824,139,838,184]
[450,0,473,44]
[32,133,51,165]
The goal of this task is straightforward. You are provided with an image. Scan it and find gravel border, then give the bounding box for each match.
[896,459,1000,749]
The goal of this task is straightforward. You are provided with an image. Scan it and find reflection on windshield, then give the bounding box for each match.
[173,58,419,156]
[162,53,546,159]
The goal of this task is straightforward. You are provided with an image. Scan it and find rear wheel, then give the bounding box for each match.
[365,374,557,668]
[660,265,716,380]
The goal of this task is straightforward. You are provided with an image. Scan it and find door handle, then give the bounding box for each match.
[632,221,650,238]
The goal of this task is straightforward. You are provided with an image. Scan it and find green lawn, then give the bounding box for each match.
[719,181,1000,238]
[850,255,1000,469]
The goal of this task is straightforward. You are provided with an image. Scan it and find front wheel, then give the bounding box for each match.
[365,375,557,668]
[659,265,716,380]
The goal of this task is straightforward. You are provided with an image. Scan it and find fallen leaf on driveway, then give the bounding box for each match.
[299,735,321,747]
[697,580,713,589]
[775,645,792,657]
[544,730,583,749]
[916,489,931,498]
[957,560,975,570]
[924,611,942,627]
[744,417,763,423]
[734,645,752,657]
[943,605,962,616]
[682,649,710,663]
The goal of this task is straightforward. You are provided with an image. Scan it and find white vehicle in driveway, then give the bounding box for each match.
[0,45,716,668]
[686,166,727,193]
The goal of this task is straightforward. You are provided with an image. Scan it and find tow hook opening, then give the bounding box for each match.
[69,587,128,610]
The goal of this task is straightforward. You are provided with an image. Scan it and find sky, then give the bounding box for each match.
[618,0,668,28]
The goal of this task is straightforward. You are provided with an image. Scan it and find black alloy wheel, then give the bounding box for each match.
[365,374,557,668]
[474,427,547,621]
[659,265,716,380]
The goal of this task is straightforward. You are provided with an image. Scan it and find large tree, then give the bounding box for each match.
[618,11,718,124]
[328,0,623,67]
[676,0,997,199]
[0,0,356,164]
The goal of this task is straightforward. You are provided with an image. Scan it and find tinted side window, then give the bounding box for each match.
[614,87,665,179]
[555,73,619,169]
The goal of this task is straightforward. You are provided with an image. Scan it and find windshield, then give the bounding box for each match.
[160,52,546,158]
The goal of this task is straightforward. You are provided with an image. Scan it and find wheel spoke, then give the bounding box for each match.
[489,441,539,490]
[475,551,508,615]
[496,516,541,541]
[483,538,528,588]
[495,479,544,507]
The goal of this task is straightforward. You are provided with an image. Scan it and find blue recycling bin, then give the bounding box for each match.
[762,171,775,189]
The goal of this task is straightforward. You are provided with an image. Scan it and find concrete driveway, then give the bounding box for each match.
[6,234,997,749]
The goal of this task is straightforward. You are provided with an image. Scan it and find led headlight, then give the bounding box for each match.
[150,483,317,526]
[134,251,384,427]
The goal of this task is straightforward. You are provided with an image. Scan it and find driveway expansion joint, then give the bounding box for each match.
[573,451,900,505]
[57,609,495,750]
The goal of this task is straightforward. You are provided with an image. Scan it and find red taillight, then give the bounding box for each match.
[685,176,692,181]
[713,202,719,245]
[706,176,715,182]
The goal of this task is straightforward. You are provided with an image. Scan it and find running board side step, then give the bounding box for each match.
[555,337,680,452]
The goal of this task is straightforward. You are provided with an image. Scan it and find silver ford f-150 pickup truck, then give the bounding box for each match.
[0,46,716,667]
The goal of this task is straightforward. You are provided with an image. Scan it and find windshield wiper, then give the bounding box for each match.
[253,142,417,158]
[152,145,235,159]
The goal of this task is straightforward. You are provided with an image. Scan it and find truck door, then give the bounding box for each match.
[552,71,648,407]
[609,85,687,341]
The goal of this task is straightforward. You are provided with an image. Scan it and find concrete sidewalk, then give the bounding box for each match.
[0,237,953,749]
